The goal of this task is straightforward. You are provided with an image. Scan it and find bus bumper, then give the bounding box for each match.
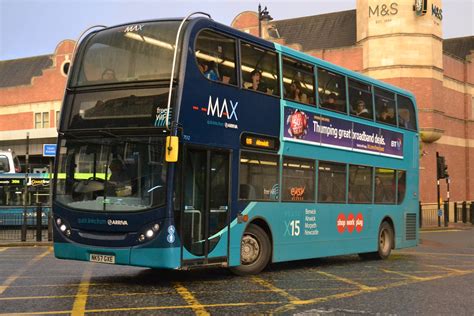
[54,242,180,269]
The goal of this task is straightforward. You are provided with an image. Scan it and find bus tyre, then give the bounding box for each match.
[230,224,271,276]
[359,221,393,260]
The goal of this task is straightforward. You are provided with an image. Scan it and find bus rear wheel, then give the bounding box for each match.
[230,224,271,276]
[359,221,394,260]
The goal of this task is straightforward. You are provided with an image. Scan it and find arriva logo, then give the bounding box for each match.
[107,219,129,226]
[207,96,238,121]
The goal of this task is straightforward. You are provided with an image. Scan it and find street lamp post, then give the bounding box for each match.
[258,4,273,38]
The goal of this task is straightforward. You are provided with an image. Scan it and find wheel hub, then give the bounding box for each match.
[241,234,260,264]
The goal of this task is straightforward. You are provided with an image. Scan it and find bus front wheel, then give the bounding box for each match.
[230,224,271,276]
[359,221,394,260]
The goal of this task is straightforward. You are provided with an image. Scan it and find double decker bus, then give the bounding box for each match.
[53,14,419,275]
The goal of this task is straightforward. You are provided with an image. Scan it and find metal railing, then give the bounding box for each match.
[420,201,473,228]
[0,205,50,242]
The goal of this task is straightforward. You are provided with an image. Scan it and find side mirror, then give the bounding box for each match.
[165,136,179,162]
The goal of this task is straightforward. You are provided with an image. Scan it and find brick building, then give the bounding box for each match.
[0,0,472,202]
[232,0,473,203]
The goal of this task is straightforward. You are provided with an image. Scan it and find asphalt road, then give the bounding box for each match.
[0,228,472,315]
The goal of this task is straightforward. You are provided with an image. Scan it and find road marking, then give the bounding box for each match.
[71,267,92,316]
[380,269,427,281]
[397,251,474,257]
[316,271,376,291]
[0,248,51,295]
[420,230,462,233]
[174,282,210,316]
[422,264,469,273]
[251,276,301,302]
[0,301,282,315]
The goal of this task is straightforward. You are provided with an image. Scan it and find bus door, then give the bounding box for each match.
[180,147,231,265]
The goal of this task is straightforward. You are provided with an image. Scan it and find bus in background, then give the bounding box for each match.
[53,14,418,275]
[0,173,51,226]
[0,150,21,174]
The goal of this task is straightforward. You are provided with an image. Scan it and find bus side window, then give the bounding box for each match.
[240,42,279,96]
[349,79,373,120]
[374,88,396,126]
[282,56,315,105]
[375,168,396,204]
[239,151,279,201]
[282,157,315,202]
[195,30,237,85]
[318,161,346,203]
[0,155,9,172]
[397,95,417,131]
[397,170,406,204]
[317,68,347,113]
[348,165,373,204]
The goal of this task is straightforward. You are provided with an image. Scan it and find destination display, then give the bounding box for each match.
[284,107,404,159]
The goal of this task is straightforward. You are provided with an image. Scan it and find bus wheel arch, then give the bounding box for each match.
[230,218,273,276]
[359,217,395,260]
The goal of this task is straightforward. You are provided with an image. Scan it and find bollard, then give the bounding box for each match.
[454,202,458,223]
[444,201,449,227]
[462,201,467,223]
[419,201,423,228]
[36,203,42,242]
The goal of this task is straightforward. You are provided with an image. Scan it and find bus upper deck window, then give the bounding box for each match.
[375,88,396,126]
[240,42,279,97]
[318,68,347,113]
[397,95,417,131]
[282,56,315,106]
[195,30,237,85]
[349,79,373,120]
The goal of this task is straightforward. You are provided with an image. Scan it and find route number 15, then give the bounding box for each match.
[290,220,300,236]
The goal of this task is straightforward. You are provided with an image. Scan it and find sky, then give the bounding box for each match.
[0,0,472,61]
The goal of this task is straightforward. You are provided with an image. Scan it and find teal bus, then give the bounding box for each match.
[53,13,419,275]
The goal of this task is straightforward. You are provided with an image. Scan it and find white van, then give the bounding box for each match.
[0,150,21,173]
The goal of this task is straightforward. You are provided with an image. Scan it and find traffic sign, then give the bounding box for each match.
[43,144,57,157]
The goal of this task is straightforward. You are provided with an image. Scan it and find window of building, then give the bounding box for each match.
[282,56,315,105]
[318,161,346,203]
[349,79,373,120]
[375,168,396,204]
[35,112,49,129]
[56,111,60,128]
[282,157,315,202]
[349,165,373,203]
[240,42,279,96]
[318,68,347,113]
[374,88,396,126]
[239,151,279,200]
[397,95,417,130]
[195,30,237,85]
[397,170,406,204]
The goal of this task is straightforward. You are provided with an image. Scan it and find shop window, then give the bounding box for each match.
[239,151,279,201]
[282,157,315,202]
[240,42,279,96]
[349,79,373,120]
[195,30,237,85]
[349,165,373,204]
[318,161,346,203]
[318,68,347,113]
[375,168,396,204]
[375,88,396,126]
[397,95,417,131]
[282,56,315,105]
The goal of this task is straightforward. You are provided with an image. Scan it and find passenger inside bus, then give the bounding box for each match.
[378,105,396,124]
[198,61,219,81]
[354,100,371,118]
[108,159,132,197]
[287,80,308,103]
[248,69,264,92]
[101,68,116,81]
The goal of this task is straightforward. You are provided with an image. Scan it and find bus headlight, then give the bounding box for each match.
[56,217,71,238]
[138,223,160,242]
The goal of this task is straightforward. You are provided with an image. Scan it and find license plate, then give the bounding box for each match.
[90,253,115,264]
